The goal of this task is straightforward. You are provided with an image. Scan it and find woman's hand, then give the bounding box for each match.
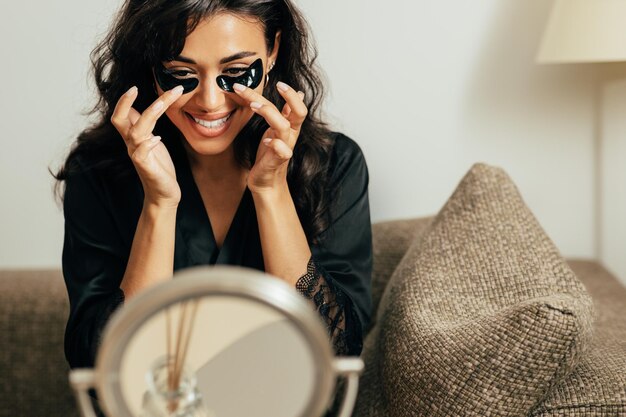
[233,81,308,194]
[111,85,184,208]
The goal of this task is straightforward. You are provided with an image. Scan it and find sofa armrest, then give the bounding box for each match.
[370,216,434,331]
[0,269,78,417]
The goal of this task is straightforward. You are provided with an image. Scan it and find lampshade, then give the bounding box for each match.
[537,0,626,64]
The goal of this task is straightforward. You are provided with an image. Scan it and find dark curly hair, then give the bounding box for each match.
[51,0,338,244]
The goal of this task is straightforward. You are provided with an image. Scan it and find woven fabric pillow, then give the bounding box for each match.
[531,261,626,416]
[354,163,595,417]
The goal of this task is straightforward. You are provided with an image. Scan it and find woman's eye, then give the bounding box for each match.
[166,69,195,79]
[224,68,247,77]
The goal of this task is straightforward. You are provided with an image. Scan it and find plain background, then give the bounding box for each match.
[1,0,624,284]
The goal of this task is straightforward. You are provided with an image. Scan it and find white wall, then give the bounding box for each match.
[601,78,626,284]
[0,0,123,268]
[0,1,606,278]
[298,0,596,258]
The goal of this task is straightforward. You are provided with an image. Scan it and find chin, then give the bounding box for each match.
[180,133,234,156]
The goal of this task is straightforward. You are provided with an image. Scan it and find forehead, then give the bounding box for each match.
[181,13,267,63]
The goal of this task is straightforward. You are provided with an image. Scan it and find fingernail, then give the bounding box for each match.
[263,138,272,145]
[153,101,164,112]
[250,101,263,110]
[126,86,138,96]
[172,85,184,95]
[150,136,162,143]
[233,83,246,92]
[297,90,305,99]
[276,81,289,92]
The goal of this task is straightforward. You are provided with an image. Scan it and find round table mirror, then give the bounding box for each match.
[69,266,363,417]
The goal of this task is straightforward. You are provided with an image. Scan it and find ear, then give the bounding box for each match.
[268,30,281,66]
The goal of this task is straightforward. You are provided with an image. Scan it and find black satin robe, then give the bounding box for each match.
[62,131,373,370]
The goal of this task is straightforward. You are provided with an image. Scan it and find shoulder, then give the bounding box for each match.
[63,152,141,223]
[327,132,369,187]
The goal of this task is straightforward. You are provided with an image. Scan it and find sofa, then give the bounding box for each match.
[1,163,624,416]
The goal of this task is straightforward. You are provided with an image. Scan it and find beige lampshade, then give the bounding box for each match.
[537,0,626,63]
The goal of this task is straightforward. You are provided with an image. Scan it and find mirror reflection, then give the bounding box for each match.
[120,295,316,417]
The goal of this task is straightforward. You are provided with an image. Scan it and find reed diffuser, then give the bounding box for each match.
[141,299,210,417]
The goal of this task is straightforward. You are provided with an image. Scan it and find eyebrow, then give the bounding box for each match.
[173,51,257,65]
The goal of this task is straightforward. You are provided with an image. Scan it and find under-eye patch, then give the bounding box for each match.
[216,58,264,92]
[154,64,199,94]
[153,58,265,94]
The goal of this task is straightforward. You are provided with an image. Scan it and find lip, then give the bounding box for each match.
[186,110,234,121]
[185,110,235,138]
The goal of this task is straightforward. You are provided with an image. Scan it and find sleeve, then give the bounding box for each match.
[62,163,128,369]
[295,134,373,356]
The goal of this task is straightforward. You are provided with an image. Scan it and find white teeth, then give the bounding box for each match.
[192,112,232,129]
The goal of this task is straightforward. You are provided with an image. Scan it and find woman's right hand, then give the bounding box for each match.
[111,85,184,208]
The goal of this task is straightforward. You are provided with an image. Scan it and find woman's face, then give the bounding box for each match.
[157,13,279,157]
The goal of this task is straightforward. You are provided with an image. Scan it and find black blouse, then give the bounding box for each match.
[62,132,373,370]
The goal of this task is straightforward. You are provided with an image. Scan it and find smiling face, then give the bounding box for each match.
[156,13,279,158]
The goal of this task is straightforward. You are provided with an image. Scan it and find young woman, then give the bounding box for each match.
[54,0,373,375]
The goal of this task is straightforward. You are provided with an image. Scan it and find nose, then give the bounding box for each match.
[192,75,226,112]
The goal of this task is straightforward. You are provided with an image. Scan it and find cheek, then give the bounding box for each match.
[228,93,249,108]
[165,95,192,118]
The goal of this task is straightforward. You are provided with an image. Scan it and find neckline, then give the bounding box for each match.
[174,141,251,263]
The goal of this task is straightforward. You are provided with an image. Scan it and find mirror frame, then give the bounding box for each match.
[69,265,364,417]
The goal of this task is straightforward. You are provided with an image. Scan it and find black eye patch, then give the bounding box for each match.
[153,58,265,94]
[216,58,264,92]
[154,64,199,94]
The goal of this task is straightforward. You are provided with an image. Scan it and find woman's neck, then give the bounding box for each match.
[182,141,246,183]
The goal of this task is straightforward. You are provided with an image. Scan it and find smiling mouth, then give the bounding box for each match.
[186,111,234,129]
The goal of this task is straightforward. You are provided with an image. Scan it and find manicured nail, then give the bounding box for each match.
[233,83,246,92]
[172,85,184,95]
[126,86,138,96]
[250,101,263,110]
[150,136,162,143]
[276,81,289,92]
[297,90,305,99]
[153,101,164,112]
[263,138,272,145]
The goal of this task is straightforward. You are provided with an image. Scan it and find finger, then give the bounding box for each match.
[128,107,141,125]
[249,100,292,142]
[281,102,292,118]
[275,82,308,129]
[131,136,162,163]
[281,91,304,119]
[128,85,184,145]
[110,86,139,136]
[263,138,293,169]
[263,138,293,161]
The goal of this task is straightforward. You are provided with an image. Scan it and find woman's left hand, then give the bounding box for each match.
[233,81,307,194]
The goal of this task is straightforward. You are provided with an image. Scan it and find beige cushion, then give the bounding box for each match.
[355,163,595,416]
[531,260,626,416]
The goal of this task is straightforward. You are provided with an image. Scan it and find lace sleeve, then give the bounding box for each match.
[295,256,363,356]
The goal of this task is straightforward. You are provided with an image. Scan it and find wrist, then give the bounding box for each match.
[143,198,179,215]
[249,181,290,201]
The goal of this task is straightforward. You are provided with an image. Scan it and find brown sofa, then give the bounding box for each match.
[1,217,625,417]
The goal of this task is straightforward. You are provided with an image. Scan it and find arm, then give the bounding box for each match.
[63,162,177,369]
[120,200,177,300]
[253,134,373,356]
[252,184,311,286]
[296,137,373,356]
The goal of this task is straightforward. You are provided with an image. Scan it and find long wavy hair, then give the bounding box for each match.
[52,0,338,244]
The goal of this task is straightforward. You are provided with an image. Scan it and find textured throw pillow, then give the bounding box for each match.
[354,163,595,417]
[531,260,626,416]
